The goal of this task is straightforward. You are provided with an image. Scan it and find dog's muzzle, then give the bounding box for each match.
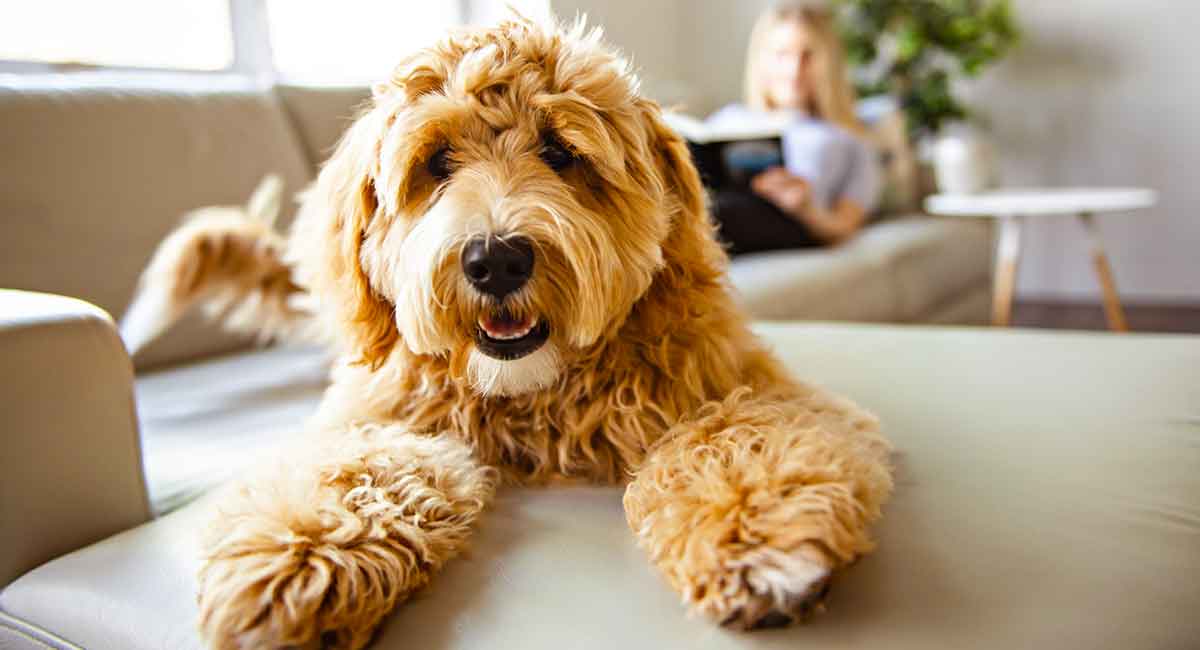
[463,235,550,360]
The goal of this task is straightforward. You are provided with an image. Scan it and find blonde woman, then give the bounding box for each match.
[707,1,881,253]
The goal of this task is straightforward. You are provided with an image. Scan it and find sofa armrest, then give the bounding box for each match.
[0,290,151,588]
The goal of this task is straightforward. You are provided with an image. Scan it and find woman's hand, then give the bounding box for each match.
[750,166,866,245]
[751,166,812,216]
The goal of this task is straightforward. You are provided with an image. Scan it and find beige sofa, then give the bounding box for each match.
[2,292,1198,649]
[0,77,1024,647]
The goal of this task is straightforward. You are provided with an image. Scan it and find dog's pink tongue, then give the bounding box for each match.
[481,312,533,337]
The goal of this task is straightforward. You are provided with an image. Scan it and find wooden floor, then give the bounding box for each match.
[1012,300,1200,334]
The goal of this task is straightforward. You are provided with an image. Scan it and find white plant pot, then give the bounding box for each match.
[932,128,997,195]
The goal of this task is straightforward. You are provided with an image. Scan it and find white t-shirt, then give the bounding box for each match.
[706,104,882,213]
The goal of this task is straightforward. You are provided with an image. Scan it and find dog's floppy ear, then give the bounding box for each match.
[304,107,400,369]
[637,99,729,276]
[639,101,708,224]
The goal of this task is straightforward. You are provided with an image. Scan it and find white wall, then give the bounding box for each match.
[557,0,1200,303]
[552,0,693,106]
[962,0,1200,302]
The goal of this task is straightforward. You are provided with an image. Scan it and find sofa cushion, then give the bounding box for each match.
[0,290,150,590]
[134,344,329,515]
[727,241,898,322]
[3,324,1198,649]
[275,85,370,170]
[0,76,314,370]
[728,216,992,322]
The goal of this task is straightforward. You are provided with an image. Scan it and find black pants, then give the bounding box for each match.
[709,190,818,256]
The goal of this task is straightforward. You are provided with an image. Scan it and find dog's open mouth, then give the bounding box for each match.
[475,309,549,360]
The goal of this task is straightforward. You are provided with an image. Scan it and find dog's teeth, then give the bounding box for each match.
[479,317,537,340]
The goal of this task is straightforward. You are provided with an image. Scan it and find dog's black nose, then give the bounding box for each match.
[461,236,534,299]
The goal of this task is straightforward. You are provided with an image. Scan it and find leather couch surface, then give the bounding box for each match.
[0,77,313,370]
[0,290,150,589]
[3,324,1197,649]
[275,85,370,168]
[135,344,329,515]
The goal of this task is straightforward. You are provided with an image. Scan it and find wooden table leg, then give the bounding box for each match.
[991,214,1022,326]
[1078,212,1129,332]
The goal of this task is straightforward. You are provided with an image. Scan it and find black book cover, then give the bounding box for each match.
[687,137,783,191]
[663,112,784,191]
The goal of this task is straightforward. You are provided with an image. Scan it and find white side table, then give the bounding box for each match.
[925,188,1157,331]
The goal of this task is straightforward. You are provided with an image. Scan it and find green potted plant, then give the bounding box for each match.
[834,0,1019,193]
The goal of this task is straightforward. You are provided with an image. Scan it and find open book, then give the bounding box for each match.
[662,112,785,191]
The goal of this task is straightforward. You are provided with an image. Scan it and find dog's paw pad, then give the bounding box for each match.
[720,544,834,631]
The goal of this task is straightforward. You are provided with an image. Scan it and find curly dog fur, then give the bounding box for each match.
[126,15,892,649]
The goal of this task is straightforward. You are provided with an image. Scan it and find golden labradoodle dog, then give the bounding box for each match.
[125,17,892,650]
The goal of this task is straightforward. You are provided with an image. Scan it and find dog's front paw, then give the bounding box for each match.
[196,428,495,650]
[683,542,834,631]
[198,536,396,650]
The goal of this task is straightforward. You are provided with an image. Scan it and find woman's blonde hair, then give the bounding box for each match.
[744,1,865,135]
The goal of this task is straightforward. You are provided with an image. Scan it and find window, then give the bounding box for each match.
[265,1,462,85]
[0,0,552,80]
[266,0,552,85]
[0,0,234,71]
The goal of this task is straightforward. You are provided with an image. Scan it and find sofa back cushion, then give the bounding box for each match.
[0,76,313,370]
[275,85,370,169]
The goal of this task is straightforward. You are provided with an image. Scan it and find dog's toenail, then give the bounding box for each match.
[752,610,793,629]
[816,579,832,600]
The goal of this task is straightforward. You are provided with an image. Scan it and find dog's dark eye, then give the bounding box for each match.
[427,147,453,181]
[539,137,576,173]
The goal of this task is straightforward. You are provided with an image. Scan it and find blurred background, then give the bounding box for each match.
[570,0,1198,325]
[1,0,1196,331]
